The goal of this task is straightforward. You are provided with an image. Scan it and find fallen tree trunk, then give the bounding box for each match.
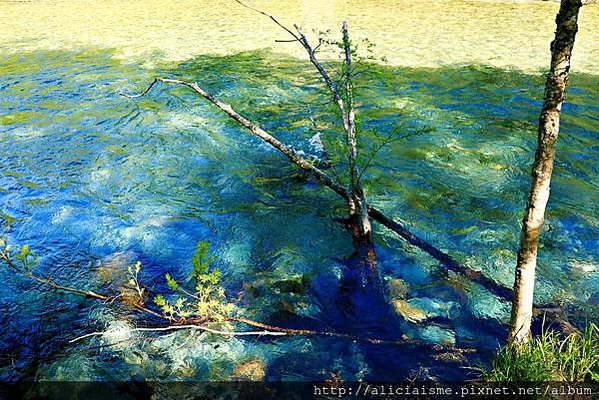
[123,78,515,301]
[124,78,347,199]
[367,208,514,300]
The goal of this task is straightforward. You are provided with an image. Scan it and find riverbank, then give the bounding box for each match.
[1,0,598,73]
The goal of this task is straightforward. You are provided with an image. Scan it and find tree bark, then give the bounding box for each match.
[341,21,374,247]
[508,0,582,345]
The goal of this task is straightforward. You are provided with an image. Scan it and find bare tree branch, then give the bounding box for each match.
[0,248,473,354]
[233,0,301,42]
[1,248,112,301]
[122,78,348,199]
[234,0,349,133]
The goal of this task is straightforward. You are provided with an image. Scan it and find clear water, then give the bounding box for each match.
[0,0,598,386]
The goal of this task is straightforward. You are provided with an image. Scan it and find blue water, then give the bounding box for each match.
[0,49,598,383]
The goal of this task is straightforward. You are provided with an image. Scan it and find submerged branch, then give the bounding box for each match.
[69,325,288,344]
[72,317,473,354]
[366,208,514,300]
[0,249,473,354]
[1,249,111,301]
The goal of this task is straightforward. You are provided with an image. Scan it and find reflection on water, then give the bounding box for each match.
[1,0,598,73]
[0,48,597,383]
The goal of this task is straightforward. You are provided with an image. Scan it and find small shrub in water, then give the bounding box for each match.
[153,240,234,321]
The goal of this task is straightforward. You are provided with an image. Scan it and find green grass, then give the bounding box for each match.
[487,323,599,383]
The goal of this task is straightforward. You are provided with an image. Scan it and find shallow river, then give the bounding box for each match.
[0,0,598,387]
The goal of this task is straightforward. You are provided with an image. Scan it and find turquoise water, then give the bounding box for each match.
[0,48,598,383]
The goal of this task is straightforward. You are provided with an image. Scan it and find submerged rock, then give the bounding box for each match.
[392,299,428,323]
[392,297,459,323]
[96,251,147,306]
[433,351,466,364]
[232,359,266,381]
[271,274,311,294]
[96,251,137,284]
[102,320,136,349]
[419,325,456,347]
[37,353,96,381]
[387,278,410,300]
[569,260,597,277]
[408,297,460,320]
[468,286,511,322]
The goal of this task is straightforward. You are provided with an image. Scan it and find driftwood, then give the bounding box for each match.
[69,325,288,344]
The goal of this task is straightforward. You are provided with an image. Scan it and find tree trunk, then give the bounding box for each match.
[341,21,374,248]
[508,0,582,345]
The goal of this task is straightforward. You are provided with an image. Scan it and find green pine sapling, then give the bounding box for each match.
[153,240,234,321]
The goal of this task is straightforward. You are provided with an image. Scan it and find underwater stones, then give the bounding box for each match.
[173,359,197,378]
[412,297,460,319]
[220,241,251,272]
[148,330,249,379]
[392,299,428,323]
[467,285,511,322]
[272,274,310,294]
[96,251,136,284]
[99,320,137,350]
[239,271,317,319]
[569,260,597,277]
[392,296,459,323]
[38,353,96,381]
[122,349,149,367]
[96,251,146,305]
[419,325,456,347]
[483,256,518,289]
[232,359,266,381]
[433,351,466,363]
[387,278,409,300]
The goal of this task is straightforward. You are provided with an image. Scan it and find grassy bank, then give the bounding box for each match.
[487,323,599,383]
